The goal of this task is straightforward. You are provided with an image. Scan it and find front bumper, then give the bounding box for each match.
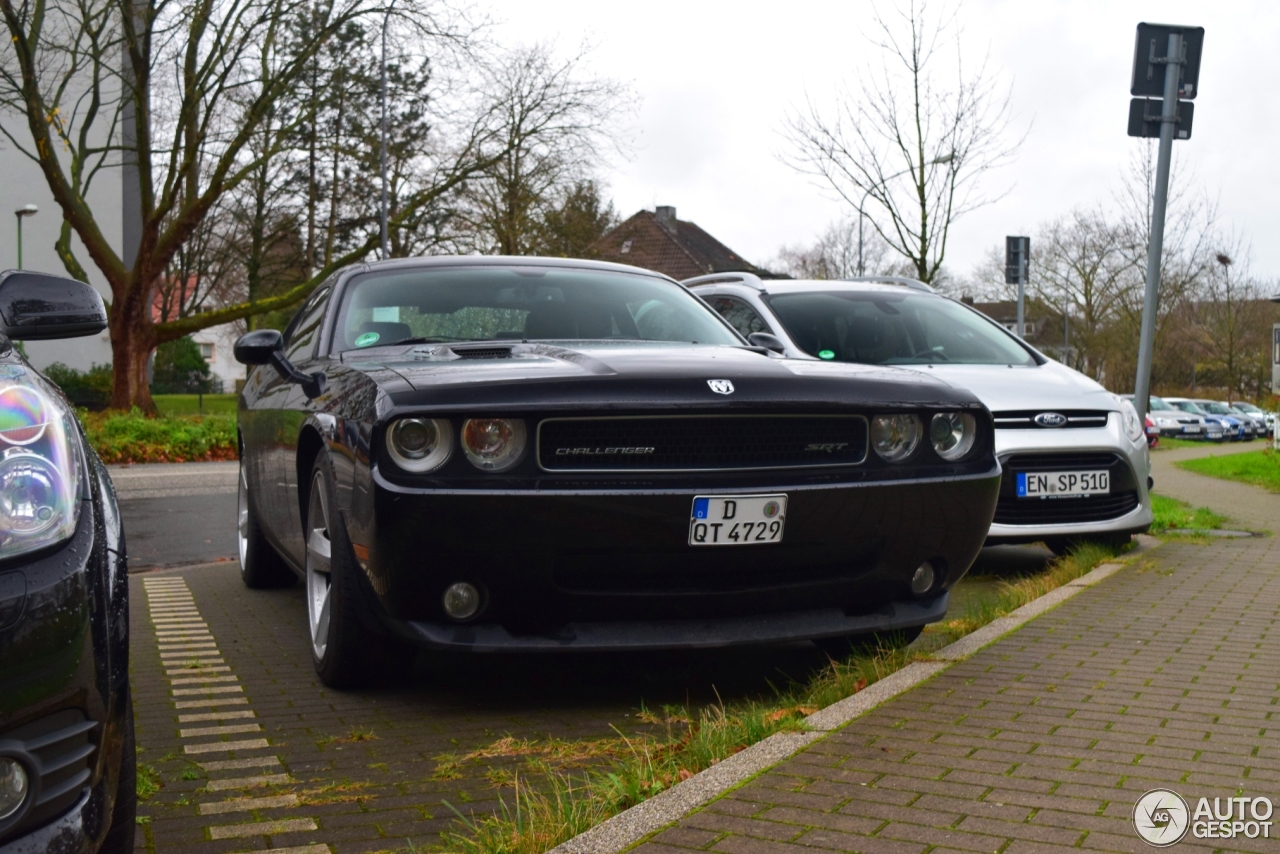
[358,467,1000,648]
[985,422,1152,543]
[0,783,104,854]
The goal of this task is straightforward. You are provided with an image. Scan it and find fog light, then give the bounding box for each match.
[442,582,482,621]
[0,757,28,820]
[911,561,936,596]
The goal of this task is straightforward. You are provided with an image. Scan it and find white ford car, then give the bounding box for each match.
[685,273,1153,553]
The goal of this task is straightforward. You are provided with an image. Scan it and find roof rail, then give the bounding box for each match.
[680,272,766,290]
[845,276,935,293]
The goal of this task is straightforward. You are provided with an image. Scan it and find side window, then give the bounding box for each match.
[283,288,331,362]
[709,296,770,338]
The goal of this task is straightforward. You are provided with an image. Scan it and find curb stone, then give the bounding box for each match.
[549,534,1160,854]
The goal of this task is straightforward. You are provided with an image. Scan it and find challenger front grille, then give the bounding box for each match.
[537,415,868,472]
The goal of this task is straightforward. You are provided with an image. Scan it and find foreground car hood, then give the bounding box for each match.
[345,342,983,411]
[904,362,1118,413]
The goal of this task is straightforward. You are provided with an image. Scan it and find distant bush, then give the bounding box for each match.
[78,408,237,464]
[42,362,114,410]
[152,336,222,394]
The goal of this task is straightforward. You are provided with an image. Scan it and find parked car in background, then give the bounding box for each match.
[685,273,1153,555]
[233,257,1003,688]
[1125,395,1216,440]
[1194,399,1254,440]
[1144,415,1159,448]
[0,271,134,852]
[1224,402,1269,437]
[1162,398,1239,441]
[1230,401,1275,434]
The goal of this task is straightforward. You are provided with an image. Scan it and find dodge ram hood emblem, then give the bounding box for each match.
[707,379,735,395]
[1034,412,1068,427]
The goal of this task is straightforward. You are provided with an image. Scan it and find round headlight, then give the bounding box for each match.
[930,412,976,461]
[870,414,922,463]
[0,757,29,820]
[0,450,67,536]
[386,418,453,472]
[460,418,527,472]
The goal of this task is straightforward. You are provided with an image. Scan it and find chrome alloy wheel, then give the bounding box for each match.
[305,471,333,660]
[237,465,250,572]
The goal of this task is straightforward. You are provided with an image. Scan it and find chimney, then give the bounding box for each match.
[655,205,677,234]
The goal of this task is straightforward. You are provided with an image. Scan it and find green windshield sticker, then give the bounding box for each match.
[355,331,380,348]
[818,349,835,360]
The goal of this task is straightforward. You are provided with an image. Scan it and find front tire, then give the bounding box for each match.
[305,457,407,689]
[99,691,136,854]
[238,462,294,589]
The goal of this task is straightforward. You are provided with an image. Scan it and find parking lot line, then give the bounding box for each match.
[142,578,331,853]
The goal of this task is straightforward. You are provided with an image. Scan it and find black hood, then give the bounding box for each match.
[342,342,984,415]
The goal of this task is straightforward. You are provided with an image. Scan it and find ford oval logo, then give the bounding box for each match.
[1034,412,1068,428]
[707,379,735,395]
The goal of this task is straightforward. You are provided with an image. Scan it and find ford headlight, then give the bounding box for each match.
[0,381,82,560]
[930,412,977,461]
[871,414,922,463]
[1119,398,1144,443]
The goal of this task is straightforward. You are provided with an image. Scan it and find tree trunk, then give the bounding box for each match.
[108,287,157,413]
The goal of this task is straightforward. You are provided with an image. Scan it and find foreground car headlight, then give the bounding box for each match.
[0,757,28,820]
[461,418,526,472]
[871,414,921,462]
[930,412,976,461]
[0,382,81,561]
[386,418,453,472]
[1119,399,1144,442]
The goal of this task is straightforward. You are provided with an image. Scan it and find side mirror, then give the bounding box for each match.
[234,329,326,399]
[233,329,284,365]
[0,270,108,340]
[747,332,787,354]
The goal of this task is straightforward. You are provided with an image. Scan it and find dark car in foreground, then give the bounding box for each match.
[0,272,133,853]
[234,257,1001,688]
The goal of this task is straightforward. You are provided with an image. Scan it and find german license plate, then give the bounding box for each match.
[689,494,786,546]
[1017,470,1109,498]
[1183,425,1201,433]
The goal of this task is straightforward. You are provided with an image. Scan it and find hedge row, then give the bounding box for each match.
[78,409,237,464]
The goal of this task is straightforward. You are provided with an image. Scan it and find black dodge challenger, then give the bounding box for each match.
[0,271,133,852]
[234,257,1001,687]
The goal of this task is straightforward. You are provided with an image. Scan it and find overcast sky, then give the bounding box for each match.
[486,0,1279,284]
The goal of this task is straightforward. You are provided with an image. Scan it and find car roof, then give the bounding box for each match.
[683,272,936,296]
[357,254,678,282]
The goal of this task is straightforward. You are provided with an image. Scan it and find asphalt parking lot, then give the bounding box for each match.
[121,461,1052,853]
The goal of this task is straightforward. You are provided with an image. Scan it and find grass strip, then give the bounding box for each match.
[1177,448,1280,493]
[1149,493,1228,534]
[78,408,237,463]
[433,542,1126,854]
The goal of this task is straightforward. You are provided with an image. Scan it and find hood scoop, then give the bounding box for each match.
[449,343,514,360]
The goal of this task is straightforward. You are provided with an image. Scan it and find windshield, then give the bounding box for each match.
[1235,403,1262,413]
[764,291,1037,366]
[334,266,741,351]
[1200,402,1233,415]
[1170,401,1207,415]
[1148,396,1172,411]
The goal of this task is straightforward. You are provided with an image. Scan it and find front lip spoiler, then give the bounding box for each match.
[390,593,948,652]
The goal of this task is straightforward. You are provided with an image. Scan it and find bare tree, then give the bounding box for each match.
[781,0,1020,284]
[0,0,522,410]
[770,219,895,280]
[452,43,629,256]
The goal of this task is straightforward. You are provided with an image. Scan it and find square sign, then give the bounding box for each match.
[1131,23,1204,99]
[1127,98,1194,139]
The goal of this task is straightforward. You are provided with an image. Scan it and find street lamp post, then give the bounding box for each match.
[856,154,954,278]
[379,1,397,261]
[14,204,37,270]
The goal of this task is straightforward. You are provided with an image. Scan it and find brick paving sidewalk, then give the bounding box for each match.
[634,533,1280,854]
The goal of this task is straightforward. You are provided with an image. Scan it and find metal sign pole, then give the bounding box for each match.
[1131,32,1183,423]
[1016,241,1027,339]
